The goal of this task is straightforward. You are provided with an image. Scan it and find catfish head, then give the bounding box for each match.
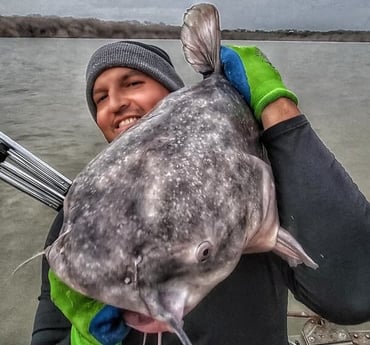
[45,196,248,337]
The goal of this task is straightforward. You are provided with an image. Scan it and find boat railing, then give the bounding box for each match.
[288,315,370,344]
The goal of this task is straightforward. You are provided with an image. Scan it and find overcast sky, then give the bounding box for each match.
[1,0,369,31]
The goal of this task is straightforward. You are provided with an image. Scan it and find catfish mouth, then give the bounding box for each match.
[121,286,195,344]
[123,310,172,333]
[123,289,188,334]
[123,304,193,334]
[123,308,193,345]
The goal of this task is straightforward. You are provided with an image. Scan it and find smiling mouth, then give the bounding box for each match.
[118,117,140,128]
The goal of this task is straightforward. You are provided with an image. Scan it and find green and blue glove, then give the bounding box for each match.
[220,45,298,120]
[49,270,130,345]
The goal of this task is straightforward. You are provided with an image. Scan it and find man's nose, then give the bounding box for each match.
[109,91,129,114]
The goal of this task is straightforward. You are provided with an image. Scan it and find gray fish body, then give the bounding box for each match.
[46,3,317,341]
[48,74,265,312]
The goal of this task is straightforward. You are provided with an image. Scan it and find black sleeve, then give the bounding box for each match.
[31,210,71,345]
[262,115,370,325]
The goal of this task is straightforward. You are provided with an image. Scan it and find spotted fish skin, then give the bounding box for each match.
[47,73,264,309]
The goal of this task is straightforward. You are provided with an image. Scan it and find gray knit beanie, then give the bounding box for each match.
[86,40,185,121]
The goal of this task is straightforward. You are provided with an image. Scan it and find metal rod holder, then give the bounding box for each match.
[0,131,72,210]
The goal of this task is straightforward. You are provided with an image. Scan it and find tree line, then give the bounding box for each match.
[0,15,369,41]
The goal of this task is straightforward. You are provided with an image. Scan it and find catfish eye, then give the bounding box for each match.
[196,241,213,263]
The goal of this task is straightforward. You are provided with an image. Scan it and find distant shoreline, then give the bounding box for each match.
[1,15,369,42]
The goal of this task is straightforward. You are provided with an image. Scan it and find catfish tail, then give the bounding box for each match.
[181,3,221,76]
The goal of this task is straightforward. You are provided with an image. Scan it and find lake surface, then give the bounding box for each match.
[0,38,369,344]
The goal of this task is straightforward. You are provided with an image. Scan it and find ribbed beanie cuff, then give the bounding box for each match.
[85,41,185,121]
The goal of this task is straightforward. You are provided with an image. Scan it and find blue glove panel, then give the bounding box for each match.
[220,46,251,104]
[89,305,131,345]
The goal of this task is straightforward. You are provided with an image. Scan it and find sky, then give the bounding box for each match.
[0,0,369,31]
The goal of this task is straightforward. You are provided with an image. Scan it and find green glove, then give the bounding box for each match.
[49,270,130,345]
[220,45,298,120]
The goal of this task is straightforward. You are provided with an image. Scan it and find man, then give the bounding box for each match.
[31,41,370,345]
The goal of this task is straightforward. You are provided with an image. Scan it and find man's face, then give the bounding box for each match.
[93,67,170,142]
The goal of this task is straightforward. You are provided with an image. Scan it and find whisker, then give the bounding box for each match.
[142,332,147,345]
[168,317,193,345]
[12,250,45,275]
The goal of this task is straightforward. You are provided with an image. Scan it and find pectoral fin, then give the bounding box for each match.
[242,155,318,269]
[274,227,318,269]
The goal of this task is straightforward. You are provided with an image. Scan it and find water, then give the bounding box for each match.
[0,38,369,344]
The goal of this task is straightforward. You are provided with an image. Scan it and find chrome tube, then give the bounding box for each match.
[0,131,72,210]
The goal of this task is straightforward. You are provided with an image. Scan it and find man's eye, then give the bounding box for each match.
[128,80,143,87]
[95,94,107,104]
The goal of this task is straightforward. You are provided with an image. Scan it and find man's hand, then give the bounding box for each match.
[220,45,298,121]
[49,270,130,345]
